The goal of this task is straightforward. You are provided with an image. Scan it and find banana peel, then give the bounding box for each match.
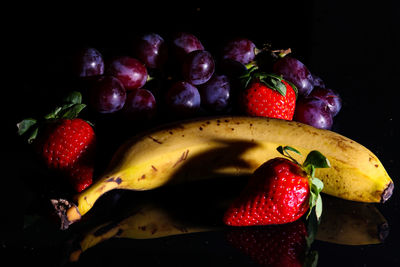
[51,116,394,229]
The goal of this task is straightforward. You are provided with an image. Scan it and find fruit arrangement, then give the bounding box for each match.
[18,31,394,264]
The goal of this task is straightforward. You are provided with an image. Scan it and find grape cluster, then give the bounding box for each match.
[72,32,341,130]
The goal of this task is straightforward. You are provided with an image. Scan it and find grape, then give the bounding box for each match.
[312,74,326,88]
[222,38,257,65]
[74,47,104,77]
[133,33,167,69]
[166,81,201,116]
[89,76,127,114]
[198,74,231,112]
[106,56,148,90]
[217,58,248,79]
[294,97,333,130]
[272,56,314,97]
[171,32,204,62]
[182,50,215,85]
[122,88,157,120]
[309,87,342,117]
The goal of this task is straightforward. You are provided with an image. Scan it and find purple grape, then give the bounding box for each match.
[166,81,201,116]
[222,38,257,65]
[122,88,157,120]
[89,76,127,114]
[294,97,333,130]
[198,74,230,112]
[217,58,248,79]
[134,33,168,69]
[106,56,148,90]
[182,50,215,85]
[273,56,314,97]
[309,87,342,117]
[171,32,204,62]
[312,74,326,88]
[74,47,104,77]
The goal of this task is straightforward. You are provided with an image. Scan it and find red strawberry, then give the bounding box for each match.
[223,146,329,226]
[226,220,308,267]
[17,91,96,192]
[37,118,96,170]
[240,68,297,120]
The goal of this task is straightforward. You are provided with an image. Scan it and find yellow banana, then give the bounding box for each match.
[316,196,389,245]
[52,116,393,229]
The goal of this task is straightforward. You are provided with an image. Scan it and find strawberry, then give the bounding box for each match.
[17,91,96,192]
[223,146,329,226]
[240,67,297,120]
[37,118,95,170]
[226,220,308,267]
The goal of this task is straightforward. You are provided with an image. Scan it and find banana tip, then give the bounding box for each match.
[378,222,390,243]
[381,182,394,203]
[50,198,81,230]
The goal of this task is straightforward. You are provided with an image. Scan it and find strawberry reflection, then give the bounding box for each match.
[225,220,312,267]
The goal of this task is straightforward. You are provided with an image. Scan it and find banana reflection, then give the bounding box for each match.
[70,193,389,262]
[316,195,389,245]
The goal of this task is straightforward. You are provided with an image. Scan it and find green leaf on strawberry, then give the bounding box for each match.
[17,91,89,144]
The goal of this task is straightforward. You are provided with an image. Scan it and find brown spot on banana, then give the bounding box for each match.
[173,149,190,167]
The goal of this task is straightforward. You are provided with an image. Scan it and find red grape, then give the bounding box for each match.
[198,74,231,112]
[122,88,157,120]
[74,47,104,77]
[222,38,257,65]
[182,50,215,85]
[294,97,333,129]
[166,81,201,116]
[89,76,127,114]
[309,87,342,117]
[171,32,205,62]
[107,56,148,90]
[273,56,314,97]
[134,33,168,69]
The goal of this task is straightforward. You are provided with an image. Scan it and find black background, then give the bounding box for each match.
[4,2,400,266]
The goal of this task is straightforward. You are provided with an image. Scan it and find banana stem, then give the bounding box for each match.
[51,174,122,229]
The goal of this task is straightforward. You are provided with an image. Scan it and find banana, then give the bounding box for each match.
[52,116,393,229]
[316,195,389,245]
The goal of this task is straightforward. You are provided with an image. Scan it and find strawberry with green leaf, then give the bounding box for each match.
[223,146,329,226]
[17,91,96,192]
[240,67,298,120]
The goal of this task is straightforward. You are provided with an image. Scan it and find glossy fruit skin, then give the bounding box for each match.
[273,56,314,97]
[198,74,230,112]
[134,33,168,69]
[37,118,96,170]
[308,87,342,117]
[294,97,333,130]
[165,81,201,116]
[226,220,307,267]
[89,76,127,114]
[74,47,104,77]
[241,80,296,120]
[223,158,310,226]
[66,162,94,192]
[107,56,148,90]
[222,38,257,65]
[122,88,157,121]
[182,50,215,85]
[171,32,204,62]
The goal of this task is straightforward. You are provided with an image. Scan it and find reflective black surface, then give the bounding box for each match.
[5,3,400,266]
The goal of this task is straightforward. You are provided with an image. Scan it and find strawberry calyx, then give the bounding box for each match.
[240,66,298,98]
[276,145,330,221]
[17,91,88,144]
